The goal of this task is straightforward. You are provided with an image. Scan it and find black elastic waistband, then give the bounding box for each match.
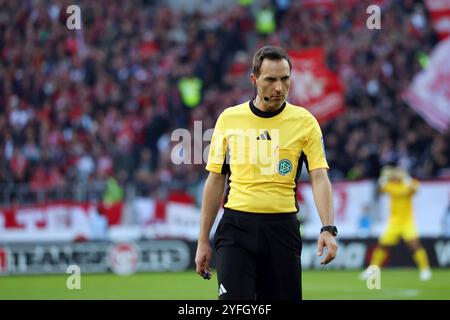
[223,208,297,220]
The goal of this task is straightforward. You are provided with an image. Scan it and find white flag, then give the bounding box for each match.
[403,38,450,133]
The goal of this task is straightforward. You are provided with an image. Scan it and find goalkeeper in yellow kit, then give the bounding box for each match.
[361,166,432,281]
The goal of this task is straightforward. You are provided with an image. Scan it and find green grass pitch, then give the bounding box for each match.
[1,269,449,300]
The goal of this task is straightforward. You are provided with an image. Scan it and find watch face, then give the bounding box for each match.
[332,226,338,235]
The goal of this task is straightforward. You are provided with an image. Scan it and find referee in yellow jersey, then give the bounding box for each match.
[195,46,338,300]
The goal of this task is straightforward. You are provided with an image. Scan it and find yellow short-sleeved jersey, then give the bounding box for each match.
[380,179,420,225]
[206,100,329,213]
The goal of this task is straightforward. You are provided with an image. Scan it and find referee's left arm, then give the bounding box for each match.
[310,168,338,265]
[302,114,337,265]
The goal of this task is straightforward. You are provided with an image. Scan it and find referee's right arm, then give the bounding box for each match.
[196,112,227,278]
[195,172,225,278]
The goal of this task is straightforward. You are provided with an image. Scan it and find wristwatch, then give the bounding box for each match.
[320,225,338,236]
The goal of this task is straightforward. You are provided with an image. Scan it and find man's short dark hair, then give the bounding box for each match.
[252,46,292,77]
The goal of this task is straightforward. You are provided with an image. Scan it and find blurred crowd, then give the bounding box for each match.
[0,0,449,201]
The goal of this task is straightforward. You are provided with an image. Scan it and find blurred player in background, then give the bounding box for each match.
[361,166,432,281]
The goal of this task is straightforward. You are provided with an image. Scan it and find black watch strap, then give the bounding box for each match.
[320,225,338,236]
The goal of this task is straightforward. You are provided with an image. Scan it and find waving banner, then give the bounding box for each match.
[425,0,450,40]
[403,37,450,133]
[289,48,345,123]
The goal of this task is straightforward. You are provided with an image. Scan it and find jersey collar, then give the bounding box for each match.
[249,100,286,118]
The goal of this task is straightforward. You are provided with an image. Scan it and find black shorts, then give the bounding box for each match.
[213,208,302,300]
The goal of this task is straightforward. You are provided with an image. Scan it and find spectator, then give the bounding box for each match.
[0,0,448,205]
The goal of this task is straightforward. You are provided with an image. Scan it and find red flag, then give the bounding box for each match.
[425,0,450,40]
[289,48,345,123]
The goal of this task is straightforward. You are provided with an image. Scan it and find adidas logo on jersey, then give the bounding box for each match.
[256,130,272,140]
[218,283,227,296]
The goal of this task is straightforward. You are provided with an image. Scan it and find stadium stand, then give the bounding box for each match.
[0,0,449,204]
